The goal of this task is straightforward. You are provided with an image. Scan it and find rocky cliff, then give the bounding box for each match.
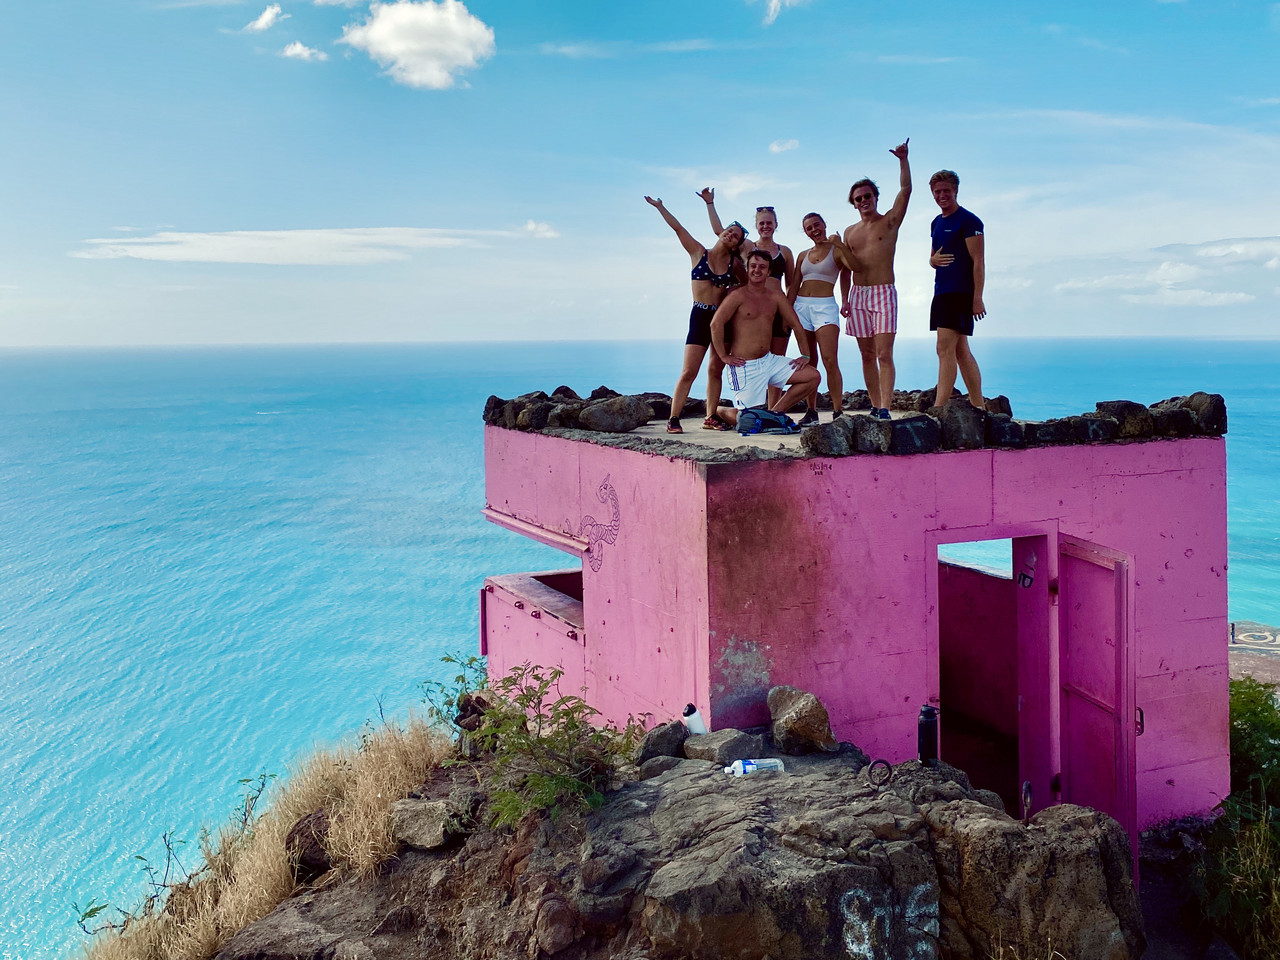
[216,742,1143,960]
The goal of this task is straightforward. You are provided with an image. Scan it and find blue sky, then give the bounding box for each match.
[1,0,1278,346]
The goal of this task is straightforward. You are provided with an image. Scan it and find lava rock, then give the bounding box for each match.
[285,809,332,884]
[390,799,457,851]
[638,720,688,764]
[935,402,987,450]
[535,895,580,955]
[851,413,892,454]
[985,413,1026,449]
[588,385,622,401]
[551,385,582,401]
[1152,406,1198,437]
[682,729,766,765]
[890,413,942,455]
[1094,400,1153,438]
[800,417,854,457]
[842,389,874,412]
[984,395,1013,417]
[1075,414,1120,442]
[639,755,684,780]
[637,392,674,421]
[483,395,507,425]
[767,685,837,755]
[516,400,554,431]
[547,402,586,429]
[578,396,654,433]
[1183,392,1228,435]
[1027,418,1076,446]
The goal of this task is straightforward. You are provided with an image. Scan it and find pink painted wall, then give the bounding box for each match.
[938,562,1018,739]
[483,428,1229,829]
[484,430,712,725]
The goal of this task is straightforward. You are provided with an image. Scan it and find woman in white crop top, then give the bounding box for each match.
[790,212,860,422]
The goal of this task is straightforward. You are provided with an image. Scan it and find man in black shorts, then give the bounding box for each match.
[927,169,985,410]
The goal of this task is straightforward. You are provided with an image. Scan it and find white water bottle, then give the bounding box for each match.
[682,703,708,735]
[723,758,786,776]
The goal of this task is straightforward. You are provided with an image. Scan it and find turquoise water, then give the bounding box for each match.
[0,339,1276,960]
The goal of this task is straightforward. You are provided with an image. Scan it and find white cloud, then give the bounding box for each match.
[72,226,544,266]
[769,139,798,154]
[281,41,328,61]
[1121,288,1255,306]
[244,3,288,32]
[718,175,772,201]
[340,0,495,90]
[762,0,806,25]
[539,42,616,59]
[523,220,560,239]
[313,0,362,5]
[647,39,713,53]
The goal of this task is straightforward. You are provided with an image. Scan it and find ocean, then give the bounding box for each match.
[1,338,1276,960]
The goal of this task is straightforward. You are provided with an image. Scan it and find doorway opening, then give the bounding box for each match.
[937,538,1020,812]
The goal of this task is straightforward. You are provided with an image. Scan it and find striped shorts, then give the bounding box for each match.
[845,283,898,338]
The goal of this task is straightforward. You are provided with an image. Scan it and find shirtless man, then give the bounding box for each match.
[840,139,911,420]
[710,249,818,425]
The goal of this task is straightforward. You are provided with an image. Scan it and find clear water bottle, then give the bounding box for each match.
[723,758,786,776]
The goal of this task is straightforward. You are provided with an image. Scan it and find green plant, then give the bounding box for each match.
[1190,677,1280,960]
[424,656,648,828]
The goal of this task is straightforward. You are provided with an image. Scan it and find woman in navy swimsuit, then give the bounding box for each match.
[644,195,747,433]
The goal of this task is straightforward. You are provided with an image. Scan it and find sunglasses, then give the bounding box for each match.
[756,206,775,213]
[852,194,875,203]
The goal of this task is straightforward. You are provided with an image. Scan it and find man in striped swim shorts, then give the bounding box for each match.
[841,139,912,421]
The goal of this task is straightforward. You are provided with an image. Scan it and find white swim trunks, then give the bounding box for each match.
[794,296,841,332]
[725,353,797,410]
[845,283,899,337]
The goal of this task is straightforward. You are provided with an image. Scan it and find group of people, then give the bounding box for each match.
[644,139,987,433]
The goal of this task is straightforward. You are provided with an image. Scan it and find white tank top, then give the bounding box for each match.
[799,246,839,285]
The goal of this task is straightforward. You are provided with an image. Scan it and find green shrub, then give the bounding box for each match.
[424,656,648,828]
[1193,677,1280,960]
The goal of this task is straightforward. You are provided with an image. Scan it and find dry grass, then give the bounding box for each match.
[80,714,451,960]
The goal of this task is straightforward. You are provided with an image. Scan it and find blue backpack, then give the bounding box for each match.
[737,407,799,435]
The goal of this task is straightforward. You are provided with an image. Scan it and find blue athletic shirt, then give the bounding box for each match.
[930,207,983,294]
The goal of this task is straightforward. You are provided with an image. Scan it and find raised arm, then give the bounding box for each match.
[966,234,986,319]
[711,292,744,365]
[698,187,726,235]
[645,196,704,260]
[887,139,911,225]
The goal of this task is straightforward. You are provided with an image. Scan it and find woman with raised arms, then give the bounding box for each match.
[790,212,859,423]
[700,190,796,361]
[644,195,748,433]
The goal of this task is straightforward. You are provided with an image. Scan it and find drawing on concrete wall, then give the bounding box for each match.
[578,474,620,572]
[841,883,939,959]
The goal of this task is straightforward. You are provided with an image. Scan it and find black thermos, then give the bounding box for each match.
[918,705,939,765]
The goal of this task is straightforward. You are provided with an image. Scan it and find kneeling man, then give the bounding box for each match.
[711,249,819,425]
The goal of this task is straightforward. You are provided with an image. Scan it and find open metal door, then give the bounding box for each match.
[1057,536,1138,863]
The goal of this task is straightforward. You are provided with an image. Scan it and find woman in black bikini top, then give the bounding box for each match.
[644,195,747,433]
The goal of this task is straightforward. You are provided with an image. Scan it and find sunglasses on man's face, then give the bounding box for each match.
[853,194,874,203]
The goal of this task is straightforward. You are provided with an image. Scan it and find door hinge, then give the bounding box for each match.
[1050,773,1062,795]
[1136,706,1145,736]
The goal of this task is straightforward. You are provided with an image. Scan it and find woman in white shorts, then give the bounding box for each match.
[791,213,859,423]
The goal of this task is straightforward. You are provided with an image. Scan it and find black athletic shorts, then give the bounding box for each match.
[686,302,717,347]
[929,291,977,337]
